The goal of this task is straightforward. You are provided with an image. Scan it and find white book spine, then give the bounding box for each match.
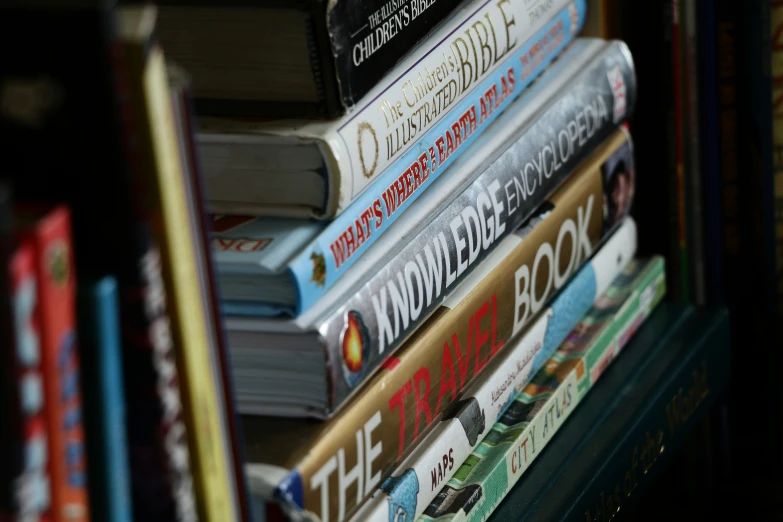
[325,0,576,210]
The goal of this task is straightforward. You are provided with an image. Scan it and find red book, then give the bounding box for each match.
[16,206,89,522]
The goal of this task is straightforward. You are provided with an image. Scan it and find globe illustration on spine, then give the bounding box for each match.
[340,310,371,388]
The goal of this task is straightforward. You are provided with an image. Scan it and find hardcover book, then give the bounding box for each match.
[418,257,666,522]
[196,0,585,218]
[155,0,471,118]
[166,63,254,522]
[241,128,638,522]
[118,5,249,521]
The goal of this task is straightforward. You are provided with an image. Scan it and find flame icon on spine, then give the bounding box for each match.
[343,314,363,372]
[340,311,370,388]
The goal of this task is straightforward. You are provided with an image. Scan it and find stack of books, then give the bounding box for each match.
[0,1,732,522]
[150,0,725,521]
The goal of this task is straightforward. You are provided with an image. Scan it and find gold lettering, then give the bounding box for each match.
[496,0,517,52]
[452,37,473,92]
[472,19,493,78]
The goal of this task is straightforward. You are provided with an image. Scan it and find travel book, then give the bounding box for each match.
[199,0,584,219]
[351,233,654,522]
[418,257,666,522]
[488,304,730,522]
[156,0,471,118]
[241,131,638,522]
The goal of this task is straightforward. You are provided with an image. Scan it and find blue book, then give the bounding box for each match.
[78,277,132,522]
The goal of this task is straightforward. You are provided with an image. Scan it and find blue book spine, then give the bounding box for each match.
[285,1,586,314]
[78,278,133,522]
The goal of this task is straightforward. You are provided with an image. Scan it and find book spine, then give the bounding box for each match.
[284,3,586,309]
[326,0,581,203]
[111,37,201,522]
[325,0,469,110]
[266,129,635,522]
[742,0,778,341]
[172,72,253,522]
[715,1,742,310]
[77,278,133,522]
[773,0,783,329]
[737,0,781,459]
[352,219,643,522]
[319,42,637,408]
[418,257,666,522]
[671,0,689,301]
[683,0,705,305]
[122,38,238,521]
[22,208,89,522]
[7,242,50,522]
[563,318,730,522]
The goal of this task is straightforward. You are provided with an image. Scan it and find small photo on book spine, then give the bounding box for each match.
[601,135,635,234]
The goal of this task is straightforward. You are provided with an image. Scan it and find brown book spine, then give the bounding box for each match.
[245,128,634,522]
